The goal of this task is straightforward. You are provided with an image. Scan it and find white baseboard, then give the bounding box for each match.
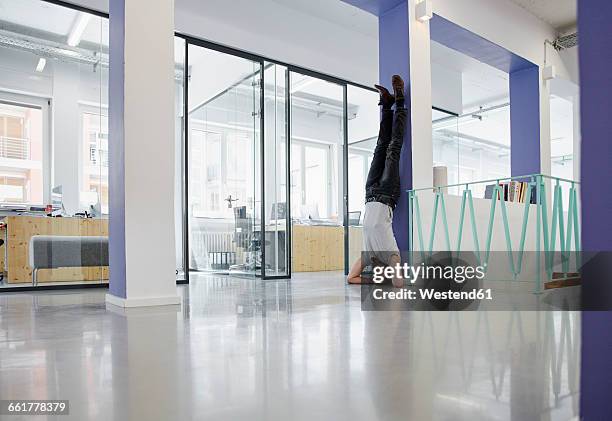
[105,293,181,308]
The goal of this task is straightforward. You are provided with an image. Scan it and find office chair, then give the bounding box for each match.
[232,206,262,272]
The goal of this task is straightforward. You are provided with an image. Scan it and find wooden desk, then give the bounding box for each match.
[3,216,108,284]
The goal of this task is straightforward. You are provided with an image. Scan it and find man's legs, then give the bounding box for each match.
[365,87,394,192]
[375,107,407,202]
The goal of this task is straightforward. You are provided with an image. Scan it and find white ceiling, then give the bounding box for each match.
[0,0,109,47]
[508,0,576,31]
[262,0,377,38]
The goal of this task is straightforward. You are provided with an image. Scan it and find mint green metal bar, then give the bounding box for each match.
[565,185,575,253]
[571,186,581,268]
[438,191,452,251]
[466,189,482,265]
[535,176,542,293]
[428,191,440,254]
[408,191,414,267]
[556,184,566,255]
[554,184,568,273]
[549,182,560,256]
[484,184,500,266]
[516,182,533,273]
[413,194,426,261]
[456,189,468,254]
[539,177,552,279]
[498,185,517,276]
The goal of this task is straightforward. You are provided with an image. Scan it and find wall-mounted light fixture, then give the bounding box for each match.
[416,0,433,22]
[543,64,556,81]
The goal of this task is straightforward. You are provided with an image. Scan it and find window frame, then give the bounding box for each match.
[0,93,51,206]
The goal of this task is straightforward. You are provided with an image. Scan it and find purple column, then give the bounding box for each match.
[579,0,612,418]
[379,1,412,254]
[108,0,126,299]
[509,66,540,176]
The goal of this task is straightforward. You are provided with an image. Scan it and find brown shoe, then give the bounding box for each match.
[374,84,395,109]
[392,75,405,106]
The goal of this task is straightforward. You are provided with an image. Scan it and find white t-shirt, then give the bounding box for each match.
[362,201,400,266]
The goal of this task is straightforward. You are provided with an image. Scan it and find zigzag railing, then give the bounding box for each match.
[407,174,581,292]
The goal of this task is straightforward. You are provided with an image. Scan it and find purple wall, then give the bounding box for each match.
[430,15,534,73]
[579,0,612,418]
[340,0,404,16]
[108,0,126,299]
[509,66,541,176]
[379,1,412,254]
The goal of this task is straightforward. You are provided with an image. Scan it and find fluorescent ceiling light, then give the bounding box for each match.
[67,12,92,47]
[35,58,46,72]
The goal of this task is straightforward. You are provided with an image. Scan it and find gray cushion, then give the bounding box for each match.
[29,235,109,269]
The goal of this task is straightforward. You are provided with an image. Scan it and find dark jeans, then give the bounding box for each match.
[365,107,407,208]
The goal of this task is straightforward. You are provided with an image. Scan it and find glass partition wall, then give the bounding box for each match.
[346,86,379,273]
[182,38,354,281]
[0,0,109,290]
[187,44,262,279]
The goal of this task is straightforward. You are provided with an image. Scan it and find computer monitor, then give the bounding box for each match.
[51,185,65,214]
[51,185,62,207]
[270,202,286,220]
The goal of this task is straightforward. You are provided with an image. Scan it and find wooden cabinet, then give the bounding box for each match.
[291,225,344,272]
[3,216,108,284]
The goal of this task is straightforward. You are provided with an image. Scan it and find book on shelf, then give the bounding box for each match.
[484,181,537,204]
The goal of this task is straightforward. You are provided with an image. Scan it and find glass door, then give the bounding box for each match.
[289,72,346,274]
[187,42,262,278]
[262,63,291,278]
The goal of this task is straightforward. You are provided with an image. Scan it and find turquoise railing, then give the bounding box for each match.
[407,174,581,292]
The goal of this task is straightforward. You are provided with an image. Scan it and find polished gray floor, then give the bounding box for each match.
[0,272,579,421]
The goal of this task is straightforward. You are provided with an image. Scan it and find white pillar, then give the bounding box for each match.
[408,0,433,189]
[106,0,179,307]
[539,71,552,177]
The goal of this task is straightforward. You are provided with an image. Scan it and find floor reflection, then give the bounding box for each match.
[0,272,579,420]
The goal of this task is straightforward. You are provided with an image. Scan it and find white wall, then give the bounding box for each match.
[431,62,462,114]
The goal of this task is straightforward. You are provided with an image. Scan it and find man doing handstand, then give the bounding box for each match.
[347,75,407,288]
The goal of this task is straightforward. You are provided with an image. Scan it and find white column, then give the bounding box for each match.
[106,0,179,307]
[539,71,552,177]
[408,0,433,189]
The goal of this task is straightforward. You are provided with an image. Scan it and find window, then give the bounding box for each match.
[189,127,254,219]
[347,85,379,218]
[81,109,109,213]
[0,101,43,205]
[291,141,332,218]
[289,73,344,223]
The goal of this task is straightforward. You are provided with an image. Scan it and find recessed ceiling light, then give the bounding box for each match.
[67,12,92,47]
[36,58,46,72]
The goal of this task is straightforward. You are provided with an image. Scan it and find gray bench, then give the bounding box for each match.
[29,235,109,286]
